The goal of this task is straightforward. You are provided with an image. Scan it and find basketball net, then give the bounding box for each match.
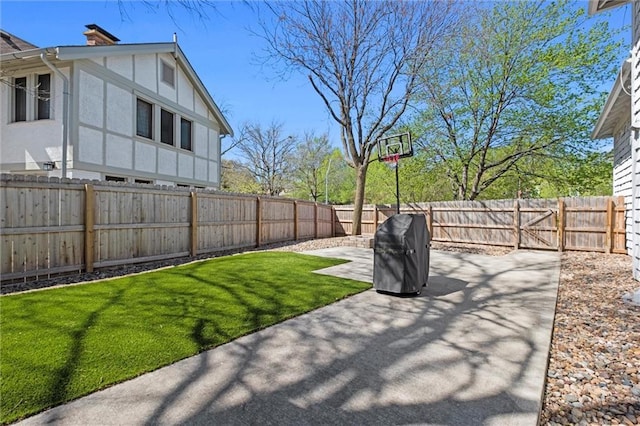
[383,153,400,169]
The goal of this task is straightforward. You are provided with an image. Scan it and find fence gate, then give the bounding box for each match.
[516,204,558,250]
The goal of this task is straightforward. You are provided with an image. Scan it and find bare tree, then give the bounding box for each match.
[293,133,332,201]
[258,1,458,234]
[235,121,296,196]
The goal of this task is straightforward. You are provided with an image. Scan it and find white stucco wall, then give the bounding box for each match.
[134,54,156,92]
[134,141,156,173]
[177,67,194,110]
[0,66,69,172]
[178,152,194,178]
[78,126,104,165]
[107,56,133,80]
[106,83,133,136]
[79,70,104,128]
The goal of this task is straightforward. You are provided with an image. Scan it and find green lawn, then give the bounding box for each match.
[0,252,370,424]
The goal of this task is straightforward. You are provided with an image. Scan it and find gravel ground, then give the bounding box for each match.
[1,237,638,425]
[541,251,640,426]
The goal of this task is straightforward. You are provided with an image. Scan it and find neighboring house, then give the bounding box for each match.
[590,0,640,281]
[0,24,232,188]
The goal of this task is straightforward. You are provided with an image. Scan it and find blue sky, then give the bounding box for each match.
[0,1,632,156]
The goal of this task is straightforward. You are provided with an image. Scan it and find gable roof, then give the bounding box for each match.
[0,30,38,54]
[0,39,233,137]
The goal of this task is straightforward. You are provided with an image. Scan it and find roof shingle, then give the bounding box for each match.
[0,30,38,54]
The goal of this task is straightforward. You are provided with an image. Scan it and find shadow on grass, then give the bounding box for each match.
[47,288,127,404]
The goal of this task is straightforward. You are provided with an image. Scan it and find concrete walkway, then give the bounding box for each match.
[17,248,560,426]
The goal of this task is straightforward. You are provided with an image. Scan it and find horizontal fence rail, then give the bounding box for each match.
[334,196,626,254]
[1,175,333,282]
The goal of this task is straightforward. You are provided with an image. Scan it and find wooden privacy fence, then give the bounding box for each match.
[334,196,626,254]
[1,175,333,282]
[0,174,626,283]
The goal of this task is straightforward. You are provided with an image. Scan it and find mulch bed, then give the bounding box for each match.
[2,239,638,425]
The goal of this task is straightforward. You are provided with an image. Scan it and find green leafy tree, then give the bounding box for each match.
[536,150,613,197]
[411,0,621,200]
[220,159,262,193]
[258,0,459,233]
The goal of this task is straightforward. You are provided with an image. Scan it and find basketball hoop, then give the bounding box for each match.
[375,132,413,215]
[382,153,400,169]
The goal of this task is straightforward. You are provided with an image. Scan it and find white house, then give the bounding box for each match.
[0,24,232,188]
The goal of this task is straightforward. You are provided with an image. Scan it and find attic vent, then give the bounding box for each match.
[161,61,175,88]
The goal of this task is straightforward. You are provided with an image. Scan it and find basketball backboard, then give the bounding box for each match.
[376,132,413,162]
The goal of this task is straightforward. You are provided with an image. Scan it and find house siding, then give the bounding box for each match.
[632,1,640,279]
[613,121,633,254]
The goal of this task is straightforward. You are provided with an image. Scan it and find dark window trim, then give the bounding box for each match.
[161,108,174,146]
[136,98,153,139]
[14,77,27,122]
[180,117,192,151]
[36,73,51,120]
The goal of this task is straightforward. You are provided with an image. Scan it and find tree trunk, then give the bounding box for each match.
[352,164,368,235]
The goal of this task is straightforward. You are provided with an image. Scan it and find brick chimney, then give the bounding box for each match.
[83,24,119,46]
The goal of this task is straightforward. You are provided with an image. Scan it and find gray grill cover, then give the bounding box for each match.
[373,214,430,294]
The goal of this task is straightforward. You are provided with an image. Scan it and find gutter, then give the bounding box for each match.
[40,51,70,178]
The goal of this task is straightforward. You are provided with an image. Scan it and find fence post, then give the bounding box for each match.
[427,205,433,239]
[605,197,614,254]
[314,202,318,239]
[84,184,95,273]
[557,199,565,252]
[331,206,336,237]
[513,199,520,250]
[294,201,299,241]
[190,192,198,256]
[256,197,262,247]
[374,205,378,231]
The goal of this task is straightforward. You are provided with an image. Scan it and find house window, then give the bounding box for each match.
[161,109,174,145]
[14,77,27,122]
[180,118,192,151]
[105,175,127,182]
[135,179,152,184]
[161,61,175,88]
[36,73,51,120]
[12,74,52,122]
[136,98,153,139]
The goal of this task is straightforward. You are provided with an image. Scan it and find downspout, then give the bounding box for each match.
[40,52,69,178]
[219,134,227,188]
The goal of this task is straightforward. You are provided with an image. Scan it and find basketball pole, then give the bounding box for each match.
[395,160,400,215]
